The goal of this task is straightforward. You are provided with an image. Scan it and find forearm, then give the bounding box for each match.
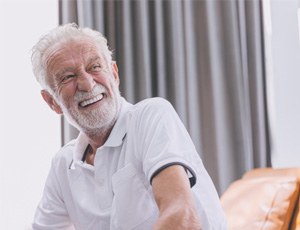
[153,204,202,230]
[152,165,203,229]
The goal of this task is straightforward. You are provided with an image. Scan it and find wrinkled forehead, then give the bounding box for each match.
[46,38,109,71]
[45,38,105,62]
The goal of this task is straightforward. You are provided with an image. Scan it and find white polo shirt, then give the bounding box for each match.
[32,97,227,230]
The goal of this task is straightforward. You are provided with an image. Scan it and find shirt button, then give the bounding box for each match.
[98,178,105,186]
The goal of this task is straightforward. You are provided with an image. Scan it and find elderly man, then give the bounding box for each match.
[31,23,227,230]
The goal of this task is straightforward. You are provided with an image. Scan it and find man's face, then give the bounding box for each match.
[45,39,121,133]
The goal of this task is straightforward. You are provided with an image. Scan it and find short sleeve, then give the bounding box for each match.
[133,98,202,187]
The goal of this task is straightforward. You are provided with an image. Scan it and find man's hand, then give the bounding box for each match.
[152,165,202,230]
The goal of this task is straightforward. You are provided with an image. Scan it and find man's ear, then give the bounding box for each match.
[41,90,63,114]
[112,61,120,86]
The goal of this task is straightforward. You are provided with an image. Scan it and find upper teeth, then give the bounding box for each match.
[79,94,104,107]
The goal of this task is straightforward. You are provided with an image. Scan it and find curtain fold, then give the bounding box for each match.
[59,0,270,193]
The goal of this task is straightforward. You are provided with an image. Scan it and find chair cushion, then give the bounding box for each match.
[243,168,300,229]
[221,175,299,230]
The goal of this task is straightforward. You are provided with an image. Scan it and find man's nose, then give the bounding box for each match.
[77,71,96,91]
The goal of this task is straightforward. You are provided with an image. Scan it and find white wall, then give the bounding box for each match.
[264,0,300,167]
[0,0,60,229]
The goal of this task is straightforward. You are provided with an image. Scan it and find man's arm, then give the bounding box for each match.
[32,160,74,230]
[152,165,202,230]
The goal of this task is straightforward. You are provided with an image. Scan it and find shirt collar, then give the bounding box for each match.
[73,97,132,163]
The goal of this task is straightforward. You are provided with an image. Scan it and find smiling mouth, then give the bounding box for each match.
[79,93,104,108]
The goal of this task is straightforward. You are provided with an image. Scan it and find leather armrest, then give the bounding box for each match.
[221,168,300,230]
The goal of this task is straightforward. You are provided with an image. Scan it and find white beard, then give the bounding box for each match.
[58,81,121,135]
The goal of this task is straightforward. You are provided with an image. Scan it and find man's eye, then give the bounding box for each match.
[91,64,101,71]
[62,74,76,82]
[66,74,75,79]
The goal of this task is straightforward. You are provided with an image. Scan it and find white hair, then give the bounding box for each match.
[31,23,113,92]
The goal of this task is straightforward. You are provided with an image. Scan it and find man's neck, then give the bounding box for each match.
[85,124,115,150]
[81,124,114,166]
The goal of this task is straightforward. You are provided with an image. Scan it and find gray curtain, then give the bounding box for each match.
[59,0,271,193]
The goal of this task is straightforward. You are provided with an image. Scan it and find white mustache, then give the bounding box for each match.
[74,84,107,104]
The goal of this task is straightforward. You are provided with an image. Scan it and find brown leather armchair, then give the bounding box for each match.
[221,168,300,230]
